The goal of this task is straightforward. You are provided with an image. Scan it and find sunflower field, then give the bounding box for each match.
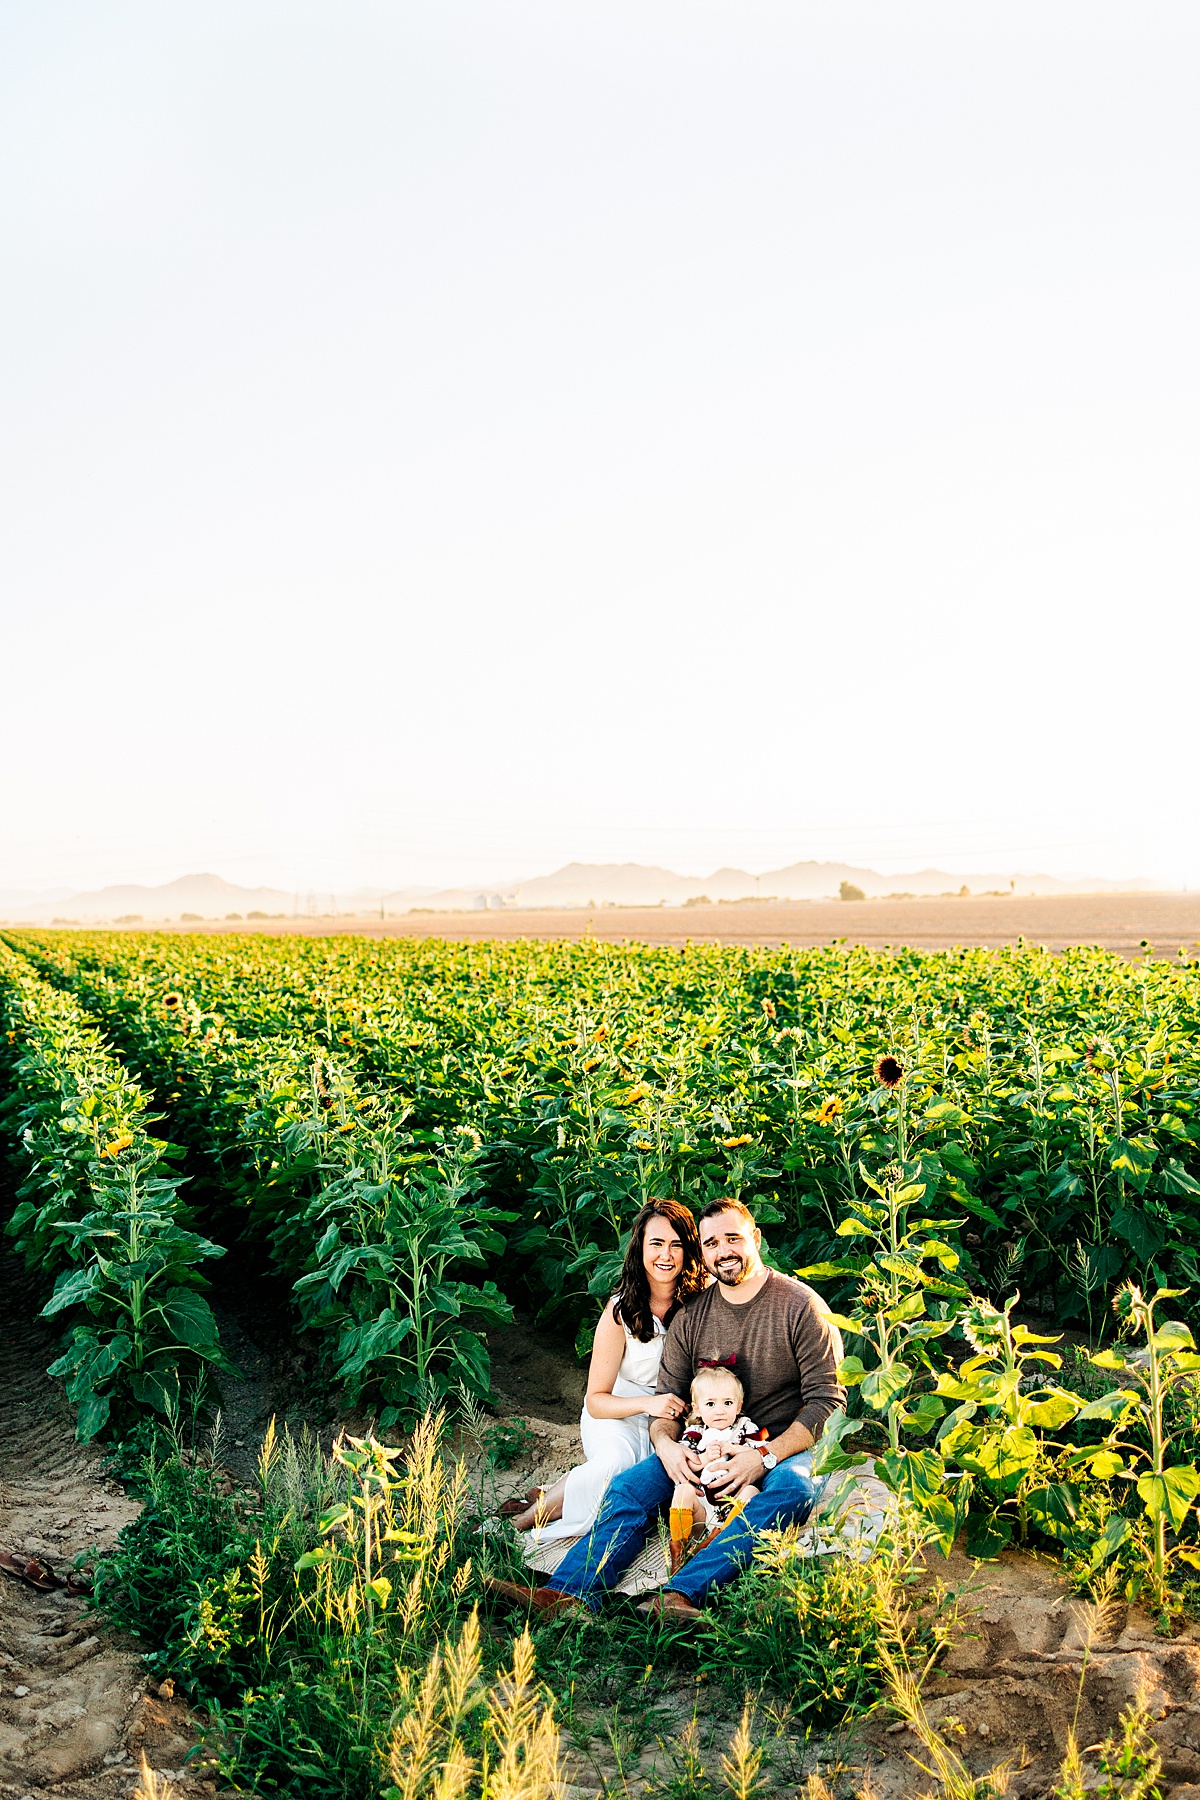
[1,924,1199,1402]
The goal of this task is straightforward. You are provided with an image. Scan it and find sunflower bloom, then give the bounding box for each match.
[100,1133,135,1159]
[721,1134,753,1149]
[623,1082,652,1105]
[163,993,181,1009]
[874,1055,905,1089]
[761,999,777,1019]
[817,1097,843,1125]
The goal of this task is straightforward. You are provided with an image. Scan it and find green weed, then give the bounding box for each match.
[481,1419,535,1469]
[699,1515,961,1730]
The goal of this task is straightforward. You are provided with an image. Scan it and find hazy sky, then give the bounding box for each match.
[2,2,1198,896]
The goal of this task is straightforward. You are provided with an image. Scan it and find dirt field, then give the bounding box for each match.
[0,1263,204,1799]
[152,892,1200,957]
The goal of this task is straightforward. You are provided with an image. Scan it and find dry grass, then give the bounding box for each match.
[132,1754,181,1800]
[387,1614,565,1800]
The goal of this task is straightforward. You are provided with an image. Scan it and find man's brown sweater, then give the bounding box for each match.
[656,1271,845,1441]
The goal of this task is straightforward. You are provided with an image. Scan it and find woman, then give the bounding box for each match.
[501,1199,707,1537]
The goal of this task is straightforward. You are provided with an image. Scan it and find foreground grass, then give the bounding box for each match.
[98,1410,1181,1800]
[93,1412,965,1798]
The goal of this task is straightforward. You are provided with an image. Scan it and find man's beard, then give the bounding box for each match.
[712,1254,748,1286]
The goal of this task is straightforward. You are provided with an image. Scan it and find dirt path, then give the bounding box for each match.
[0,1261,201,1799]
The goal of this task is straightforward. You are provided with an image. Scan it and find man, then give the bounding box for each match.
[487,1197,845,1621]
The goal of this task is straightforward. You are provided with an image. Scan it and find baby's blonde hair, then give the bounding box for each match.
[689,1365,743,1414]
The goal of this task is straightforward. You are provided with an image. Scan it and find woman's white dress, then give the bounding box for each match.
[530,1311,665,1543]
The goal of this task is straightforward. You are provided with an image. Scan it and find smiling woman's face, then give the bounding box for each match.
[642,1218,685,1285]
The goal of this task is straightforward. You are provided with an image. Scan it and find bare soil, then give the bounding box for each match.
[0,1264,206,1800]
[855,1549,1200,1800]
[154,892,1200,957]
[486,1317,587,1428]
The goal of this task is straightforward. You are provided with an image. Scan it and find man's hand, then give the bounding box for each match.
[703,1447,770,1496]
[655,1435,704,1485]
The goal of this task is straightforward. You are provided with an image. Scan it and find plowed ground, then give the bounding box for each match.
[0,1265,203,1800]
[164,892,1200,957]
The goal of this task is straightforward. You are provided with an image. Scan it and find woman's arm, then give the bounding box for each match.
[585,1305,685,1421]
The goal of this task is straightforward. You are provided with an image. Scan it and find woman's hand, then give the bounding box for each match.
[646,1392,687,1420]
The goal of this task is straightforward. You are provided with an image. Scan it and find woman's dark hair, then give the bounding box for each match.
[612,1200,705,1343]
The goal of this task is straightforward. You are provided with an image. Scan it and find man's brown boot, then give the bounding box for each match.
[637,1589,703,1623]
[483,1576,587,1618]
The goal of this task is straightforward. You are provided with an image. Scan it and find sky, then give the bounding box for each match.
[2,2,1198,898]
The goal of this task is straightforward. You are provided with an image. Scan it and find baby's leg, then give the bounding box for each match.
[709,1476,761,1526]
[668,1481,701,1570]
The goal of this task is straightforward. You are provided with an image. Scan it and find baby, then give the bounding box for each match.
[668,1365,764,1562]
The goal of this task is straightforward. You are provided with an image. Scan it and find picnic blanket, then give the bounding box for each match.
[521,1460,895,1596]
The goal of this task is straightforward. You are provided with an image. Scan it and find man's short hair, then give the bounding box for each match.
[696,1196,757,1228]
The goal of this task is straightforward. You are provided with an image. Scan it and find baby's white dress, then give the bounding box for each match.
[530,1310,665,1544]
[681,1414,763,1525]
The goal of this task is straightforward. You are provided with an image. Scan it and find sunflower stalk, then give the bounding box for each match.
[802,1153,968,1547]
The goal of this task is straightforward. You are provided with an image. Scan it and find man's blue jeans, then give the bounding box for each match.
[549,1452,821,1609]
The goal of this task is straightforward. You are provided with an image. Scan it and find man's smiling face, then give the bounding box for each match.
[701,1208,762,1286]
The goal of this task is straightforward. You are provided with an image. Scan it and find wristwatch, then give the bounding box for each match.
[755,1445,778,1471]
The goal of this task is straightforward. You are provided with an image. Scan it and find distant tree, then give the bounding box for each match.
[839,882,866,903]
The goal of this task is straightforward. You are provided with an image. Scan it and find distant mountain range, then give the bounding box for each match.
[0,860,1160,923]
[399,859,1158,912]
[0,872,410,922]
